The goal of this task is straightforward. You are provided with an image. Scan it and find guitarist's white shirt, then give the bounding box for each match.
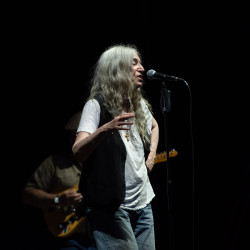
[78,99,155,210]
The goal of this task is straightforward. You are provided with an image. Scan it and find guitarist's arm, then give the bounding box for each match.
[22,187,83,209]
[22,188,58,209]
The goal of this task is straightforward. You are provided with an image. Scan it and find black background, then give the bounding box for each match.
[4,2,249,250]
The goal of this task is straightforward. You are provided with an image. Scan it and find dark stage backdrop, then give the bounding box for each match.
[5,2,249,250]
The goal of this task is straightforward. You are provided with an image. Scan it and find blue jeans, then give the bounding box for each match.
[87,203,155,250]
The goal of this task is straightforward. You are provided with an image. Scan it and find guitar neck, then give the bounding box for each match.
[154,149,178,165]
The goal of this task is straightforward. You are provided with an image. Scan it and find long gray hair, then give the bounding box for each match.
[88,44,152,146]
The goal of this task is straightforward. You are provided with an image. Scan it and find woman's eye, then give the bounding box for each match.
[133,58,138,65]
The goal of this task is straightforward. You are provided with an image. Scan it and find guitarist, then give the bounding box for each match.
[22,112,97,250]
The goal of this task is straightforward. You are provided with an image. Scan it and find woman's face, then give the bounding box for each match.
[131,52,144,88]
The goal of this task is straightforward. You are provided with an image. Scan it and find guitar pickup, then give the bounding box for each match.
[58,214,78,230]
[62,205,76,215]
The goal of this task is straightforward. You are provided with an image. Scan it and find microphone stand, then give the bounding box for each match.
[160,80,175,250]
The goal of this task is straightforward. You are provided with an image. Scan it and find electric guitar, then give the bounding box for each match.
[43,149,178,238]
[42,185,87,238]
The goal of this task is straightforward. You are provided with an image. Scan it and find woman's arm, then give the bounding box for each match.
[146,117,159,173]
[72,112,135,162]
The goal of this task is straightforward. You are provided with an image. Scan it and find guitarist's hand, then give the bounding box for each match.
[58,189,83,206]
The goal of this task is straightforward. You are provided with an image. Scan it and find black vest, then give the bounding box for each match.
[78,96,127,213]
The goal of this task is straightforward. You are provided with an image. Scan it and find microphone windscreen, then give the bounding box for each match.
[146,69,156,79]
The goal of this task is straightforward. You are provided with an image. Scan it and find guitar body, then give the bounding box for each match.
[42,185,86,238]
[43,206,86,238]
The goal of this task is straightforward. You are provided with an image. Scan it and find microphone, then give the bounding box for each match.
[146,69,180,81]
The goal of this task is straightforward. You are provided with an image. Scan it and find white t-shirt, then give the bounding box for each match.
[77,99,155,210]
